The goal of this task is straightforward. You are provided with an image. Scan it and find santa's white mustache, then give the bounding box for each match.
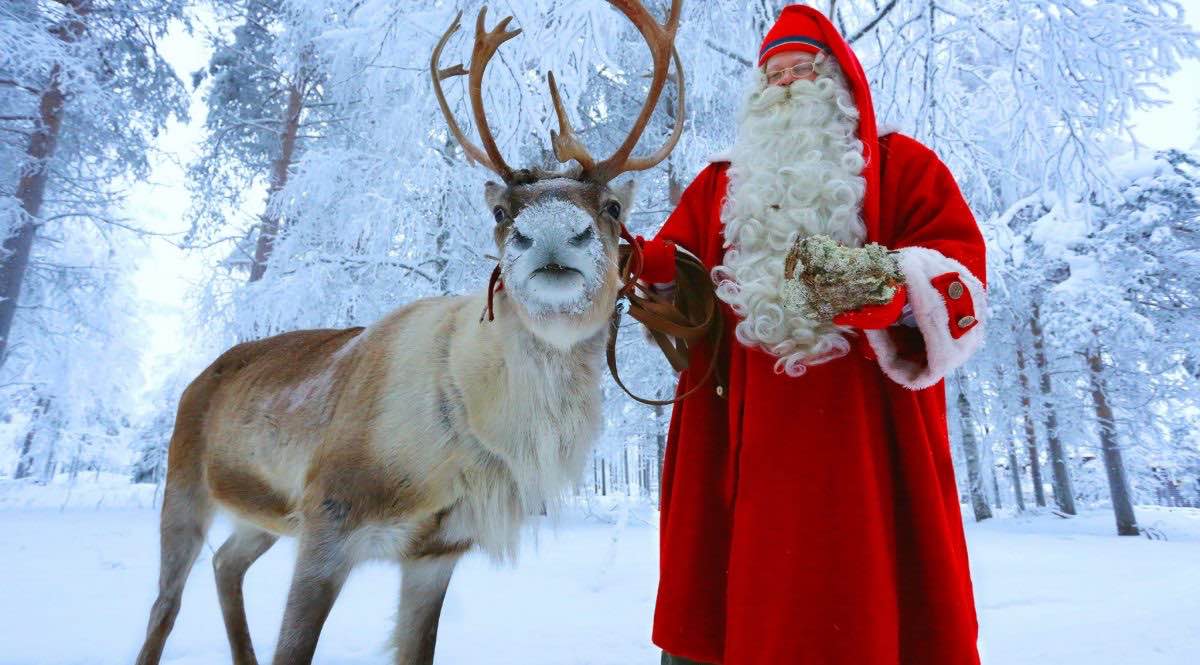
[748,78,826,107]
[745,77,859,125]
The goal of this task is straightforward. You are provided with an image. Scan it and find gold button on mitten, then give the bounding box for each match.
[781,234,905,320]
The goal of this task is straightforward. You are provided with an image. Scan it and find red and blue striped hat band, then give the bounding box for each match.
[758,35,829,65]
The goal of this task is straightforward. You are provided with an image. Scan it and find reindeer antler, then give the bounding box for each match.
[547,0,685,183]
[548,71,596,172]
[431,8,519,182]
[435,2,684,185]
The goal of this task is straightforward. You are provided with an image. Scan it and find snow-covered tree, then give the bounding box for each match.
[1,0,188,478]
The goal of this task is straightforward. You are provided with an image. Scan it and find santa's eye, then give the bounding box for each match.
[493,206,507,224]
[603,201,622,219]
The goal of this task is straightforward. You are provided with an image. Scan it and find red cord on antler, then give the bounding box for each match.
[619,224,645,297]
[485,264,503,321]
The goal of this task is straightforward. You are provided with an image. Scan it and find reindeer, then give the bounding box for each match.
[133,3,683,665]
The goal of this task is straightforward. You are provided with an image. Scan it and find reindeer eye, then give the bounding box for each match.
[510,228,532,250]
[570,226,594,246]
[493,206,507,224]
[603,201,622,219]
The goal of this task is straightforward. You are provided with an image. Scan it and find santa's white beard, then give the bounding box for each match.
[713,68,868,377]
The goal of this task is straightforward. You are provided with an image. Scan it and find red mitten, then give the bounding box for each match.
[637,236,677,283]
[832,285,908,329]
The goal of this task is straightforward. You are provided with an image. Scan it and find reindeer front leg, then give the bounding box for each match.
[393,554,462,665]
[271,517,353,665]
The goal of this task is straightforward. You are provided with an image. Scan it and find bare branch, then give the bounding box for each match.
[0,78,41,94]
[704,39,752,68]
[849,0,899,44]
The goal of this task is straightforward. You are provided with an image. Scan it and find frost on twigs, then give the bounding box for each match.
[781,234,904,320]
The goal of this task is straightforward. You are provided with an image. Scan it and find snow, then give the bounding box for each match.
[1028,201,1090,260]
[1,481,1198,665]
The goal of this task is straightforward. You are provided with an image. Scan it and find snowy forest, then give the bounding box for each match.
[1,1,1199,664]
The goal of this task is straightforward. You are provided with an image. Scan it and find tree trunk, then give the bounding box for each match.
[0,72,59,366]
[1014,345,1047,507]
[432,135,456,295]
[751,0,778,37]
[980,420,1001,510]
[622,447,631,496]
[1004,429,1026,512]
[956,390,992,522]
[665,99,685,207]
[433,207,451,295]
[14,427,37,479]
[1030,304,1076,514]
[249,80,304,282]
[39,426,59,484]
[1087,345,1139,536]
[14,396,50,479]
[990,460,1003,510]
[0,3,90,370]
[654,402,666,504]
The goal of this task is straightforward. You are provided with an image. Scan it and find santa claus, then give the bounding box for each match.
[639,6,986,665]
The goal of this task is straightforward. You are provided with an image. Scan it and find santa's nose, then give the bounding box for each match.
[776,70,816,86]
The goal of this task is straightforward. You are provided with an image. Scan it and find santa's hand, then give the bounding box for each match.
[832,285,908,329]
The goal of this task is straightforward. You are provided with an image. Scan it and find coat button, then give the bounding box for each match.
[716,385,725,397]
[948,281,964,300]
[957,315,976,328]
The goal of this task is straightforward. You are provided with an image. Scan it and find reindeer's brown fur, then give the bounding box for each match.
[136,4,683,662]
[136,282,619,665]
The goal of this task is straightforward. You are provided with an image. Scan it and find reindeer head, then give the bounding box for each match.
[431,3,684,348]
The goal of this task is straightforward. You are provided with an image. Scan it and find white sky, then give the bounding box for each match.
[126,11,221,401]
[125,5,1200,398]
[1128,0,1200,152]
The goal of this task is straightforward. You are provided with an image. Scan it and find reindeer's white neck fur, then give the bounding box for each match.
[427,291,610,561]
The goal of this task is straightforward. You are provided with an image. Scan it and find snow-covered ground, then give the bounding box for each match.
[1,478,1197,665]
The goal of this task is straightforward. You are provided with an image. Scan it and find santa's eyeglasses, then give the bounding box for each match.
[765,60,819,85]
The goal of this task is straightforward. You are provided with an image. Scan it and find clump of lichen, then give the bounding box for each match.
[781,234,905,320]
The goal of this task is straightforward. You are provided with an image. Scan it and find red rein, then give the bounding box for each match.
[486,264,503,322]
[483,223,645,322]
[618,224,645,297]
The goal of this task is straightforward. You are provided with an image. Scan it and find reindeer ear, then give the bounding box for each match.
[612,179,637,212]
[484,181,508,211]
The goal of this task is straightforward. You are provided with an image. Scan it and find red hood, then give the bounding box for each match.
[757,5,881,241]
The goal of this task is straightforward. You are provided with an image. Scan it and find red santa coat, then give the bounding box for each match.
[652,132,986,665]
[648,12,986,664]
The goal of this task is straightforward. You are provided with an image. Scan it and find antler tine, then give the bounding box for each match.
[592,0,685,182]
[430,11,499,173]
[547,71,597,171]
[621,46,685,172]
[467,7,521,183]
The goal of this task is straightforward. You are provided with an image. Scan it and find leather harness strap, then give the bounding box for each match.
[607,241,726,406]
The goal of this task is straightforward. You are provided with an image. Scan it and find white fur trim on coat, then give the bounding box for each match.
[865,246,986,390]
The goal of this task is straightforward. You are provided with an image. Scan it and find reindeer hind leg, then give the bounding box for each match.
[214,523,278,665]
[134,473,214,665]
[393,554,463,665]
